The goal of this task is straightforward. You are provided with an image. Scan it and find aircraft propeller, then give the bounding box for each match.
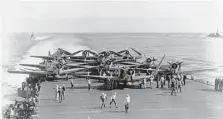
[167,61,184,74]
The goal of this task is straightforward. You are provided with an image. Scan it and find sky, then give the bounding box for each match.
[1,0,223,33]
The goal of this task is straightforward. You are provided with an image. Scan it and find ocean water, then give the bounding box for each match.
[1,33,223,109]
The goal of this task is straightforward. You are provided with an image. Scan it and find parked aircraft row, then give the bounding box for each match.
[8,48,211,90]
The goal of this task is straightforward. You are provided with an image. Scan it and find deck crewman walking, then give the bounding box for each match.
[70,79,74,89]
[110,92,118,108]
[100,93,107,109]
[62,84,66,100]
[58,86,63,102]
[124,94,130,114]
[183,74,186,85]
[86,77,91,91]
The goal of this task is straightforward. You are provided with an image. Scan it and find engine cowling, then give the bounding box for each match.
[58,59,64,64]
[82,51,88,56]
[106,60,112,65]
[127,69,134,75]
[172,63,178,69]
[146,58,152,63]
[56,63,63,69]
[125,50,129,54]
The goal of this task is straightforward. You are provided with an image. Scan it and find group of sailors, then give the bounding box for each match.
[100,92,130,114]
[63,79,131,113]
[138,72,187,96]
[215,78,223,92]
[3,99,38,119]
[3,76,42,119]
[169,74,185,95]
[55,84,66,102]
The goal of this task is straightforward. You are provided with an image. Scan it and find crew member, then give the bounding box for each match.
[37,80,41,93]
[110,92,118,108]
[70,79,74,89]
[99,68,103,76]
[149,75,154,89]
[28,84,32,91]
[55,85,59,100]
[160,75,165,88]
[9,107,15,119]
[167,75,171,88]
[22,82,26,90]
[177,78,182,93]
[58,86,63,102]
[171,76,177,96]
[219,79,223,92]
[215,78,220,91]
[86,77,91,91]
[100,93,107,109]
[124,94,130,114]
[142,78,147,89]
[62,84,66,100]
[103,72,106,76]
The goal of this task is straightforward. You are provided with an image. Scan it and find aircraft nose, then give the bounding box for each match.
[56,63,63,69]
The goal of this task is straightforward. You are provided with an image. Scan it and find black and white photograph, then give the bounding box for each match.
[1,0,223,119]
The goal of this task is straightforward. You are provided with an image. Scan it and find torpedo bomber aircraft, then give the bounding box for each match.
[7,47,213,90]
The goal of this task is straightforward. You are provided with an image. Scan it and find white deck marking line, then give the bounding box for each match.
[52,110,102,115]
[51,108,188,115]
